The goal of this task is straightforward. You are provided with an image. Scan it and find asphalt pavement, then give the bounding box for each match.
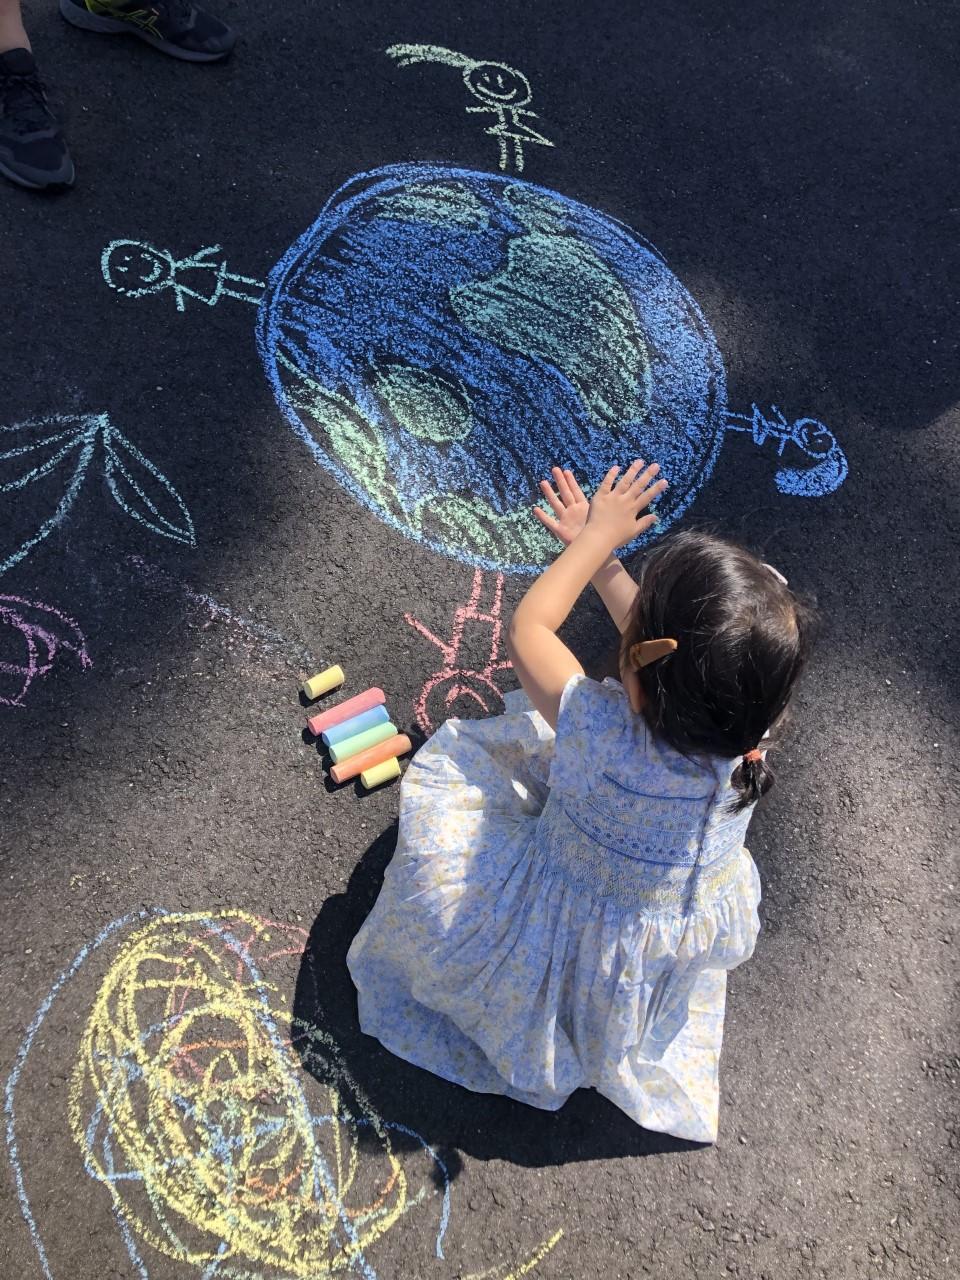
[1,2,958,1278]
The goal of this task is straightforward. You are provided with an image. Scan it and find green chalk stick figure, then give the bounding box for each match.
[386,43,553,172]
[101,239,265,312]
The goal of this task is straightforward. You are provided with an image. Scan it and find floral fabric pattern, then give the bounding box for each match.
[347,675,761,1142]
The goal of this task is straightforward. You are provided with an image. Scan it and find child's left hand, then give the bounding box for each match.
[533,467,590,546]
[586,460,668,549]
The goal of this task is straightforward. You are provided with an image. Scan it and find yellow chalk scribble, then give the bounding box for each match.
[465,1228,565,1279]
[64,909,561,1278]
[67,911,418,1276]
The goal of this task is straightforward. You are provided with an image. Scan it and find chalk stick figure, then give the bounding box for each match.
[725,403,848,498]
[404,569,512,732]
[101,239,265,313]
[386,43,553,172]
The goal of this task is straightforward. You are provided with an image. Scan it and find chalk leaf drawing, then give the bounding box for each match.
[104,164,848,575]
[0,413,195,577]
[6,909,563,1280]
[386,44,553,172]
[0,595,91,707]
[405,569,512,732]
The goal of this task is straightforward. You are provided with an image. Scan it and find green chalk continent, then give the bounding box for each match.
[412,493,558,567]
[373,364,473,443]
[450,189,651,428]
[278,354,400,521]
[284,356,550,564]
[372,183,489,230]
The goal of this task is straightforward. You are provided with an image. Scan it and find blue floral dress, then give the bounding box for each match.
[347,675,761,1142]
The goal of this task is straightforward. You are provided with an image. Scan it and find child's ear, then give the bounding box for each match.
[623,665,646,714]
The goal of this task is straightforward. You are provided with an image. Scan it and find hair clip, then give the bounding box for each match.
[629,638,678,669]
[743,749,763,764]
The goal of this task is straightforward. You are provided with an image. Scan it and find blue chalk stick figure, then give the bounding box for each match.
[386,44,553,172]
[101,240,265,313]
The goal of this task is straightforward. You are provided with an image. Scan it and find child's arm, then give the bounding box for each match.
[534,467,642,633]
[509,461,667,728]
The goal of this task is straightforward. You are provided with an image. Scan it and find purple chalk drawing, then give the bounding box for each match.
[0,596,91,707]
[125,554,315,665]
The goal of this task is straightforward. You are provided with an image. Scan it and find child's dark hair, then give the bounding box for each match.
[623,529,817,811]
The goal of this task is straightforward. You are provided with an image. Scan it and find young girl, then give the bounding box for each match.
[347,461,814,1142]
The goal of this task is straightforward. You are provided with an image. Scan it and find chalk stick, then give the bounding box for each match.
[302,665,344,700]
[330,734,413,785]
[321,704,390,748]
[328,721,398,765]
[361,757,401,789]
[307,687,385,737]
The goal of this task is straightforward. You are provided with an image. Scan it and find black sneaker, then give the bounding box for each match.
[59,0,235,63]
[0,49,75,190]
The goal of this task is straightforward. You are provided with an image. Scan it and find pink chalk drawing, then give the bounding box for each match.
[404,569,512,733]
[0,595,91,707]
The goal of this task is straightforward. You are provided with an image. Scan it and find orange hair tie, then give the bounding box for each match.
[628,638,678,669]
[743,749,763,764]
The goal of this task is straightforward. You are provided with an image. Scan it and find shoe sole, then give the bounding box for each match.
[0,152,75,190]
[59,0,234,63]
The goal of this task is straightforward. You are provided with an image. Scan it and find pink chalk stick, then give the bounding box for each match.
[307,687,385,737]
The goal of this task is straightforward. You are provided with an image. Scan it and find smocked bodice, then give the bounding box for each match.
[536,675,756,915]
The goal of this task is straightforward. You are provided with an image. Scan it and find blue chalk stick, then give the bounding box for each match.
[321,703,390,747]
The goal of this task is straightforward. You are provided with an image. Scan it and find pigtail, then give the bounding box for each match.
[730,753,775,812]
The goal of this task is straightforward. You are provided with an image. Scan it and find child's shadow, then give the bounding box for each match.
[291,821,702,1184]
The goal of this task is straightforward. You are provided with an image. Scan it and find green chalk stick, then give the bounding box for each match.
[328,720,398,764]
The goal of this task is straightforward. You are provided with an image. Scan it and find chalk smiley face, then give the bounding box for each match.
[101,240,173,295]
[465,62,533,107]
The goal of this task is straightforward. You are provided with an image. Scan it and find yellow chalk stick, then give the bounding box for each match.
[360,757,401,789]
[301,665,344,700]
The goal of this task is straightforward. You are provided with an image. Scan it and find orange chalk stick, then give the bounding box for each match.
[330,733,412,785]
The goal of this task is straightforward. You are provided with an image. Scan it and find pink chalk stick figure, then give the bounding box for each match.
[404,570,512,733]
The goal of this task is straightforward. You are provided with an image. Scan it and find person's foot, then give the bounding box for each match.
[0,49,75,190]
[59,0,235,63]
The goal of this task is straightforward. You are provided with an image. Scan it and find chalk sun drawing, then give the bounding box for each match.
[404,569,512,733]
[0,595,91,707]
[385,44,553,172]
[103,163,847,575]
[6,909,563,1280]
[0,412,195,577]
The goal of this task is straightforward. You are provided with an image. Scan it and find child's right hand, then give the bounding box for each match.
[585,460,668,549]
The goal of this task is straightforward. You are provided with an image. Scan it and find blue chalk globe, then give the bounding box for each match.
[257,163,727,573]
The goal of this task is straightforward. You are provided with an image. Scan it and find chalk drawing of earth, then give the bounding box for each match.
[257,163,823,574]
